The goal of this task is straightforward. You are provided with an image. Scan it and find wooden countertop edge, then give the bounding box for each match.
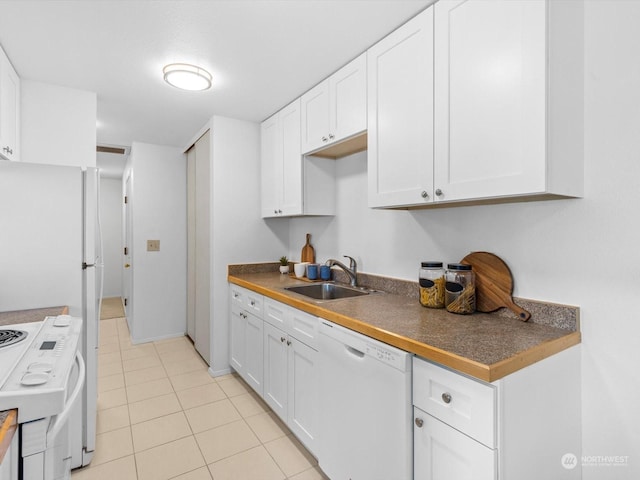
[0,409,17,464]
[228,275,580,383]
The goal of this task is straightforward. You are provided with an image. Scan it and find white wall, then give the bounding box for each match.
[99,177,122,298]
[21,80,96,168]
[127,142,187,344]
[209,115,289,376]
[289,2,639,477]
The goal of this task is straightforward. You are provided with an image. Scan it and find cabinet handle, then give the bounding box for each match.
[435,188,443,196]
[3,146,13,155]
[286,340,292,346]
[421,190,428,199]
[415,417,424,428]
[328,133,335,140]
[442,392,452,404]
[274,209,278,214]
[278,209,282,214]
[322,136,328,142]
[250,300,255,306]
[280,336,286,343]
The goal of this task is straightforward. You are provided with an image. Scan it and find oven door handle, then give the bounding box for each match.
[47,352,86,444]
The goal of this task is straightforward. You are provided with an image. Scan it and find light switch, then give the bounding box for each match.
[147,240,160,252]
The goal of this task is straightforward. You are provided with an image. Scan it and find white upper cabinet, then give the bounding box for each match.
[261,100,336,219]
[367,8,434,208]
[0,45,20,162]
[301,53,367,156]
[368,0,584,209]
[261,99,303,217]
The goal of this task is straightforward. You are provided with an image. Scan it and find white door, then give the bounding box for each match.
[367,7,434,208]
[260,113,281,217]
[0,48,20,161]
[329,52,367,142]
[244,312,264,396]
[194,131,211,363]
[229,306,245,374]
[300,80,330,154]
[123,174,133,321]
[280,99,303,216]
[414,409,496,480]
[433,0,546,202]
[186,145,196,341]
[287,338,318,456]
[263,322,288,422]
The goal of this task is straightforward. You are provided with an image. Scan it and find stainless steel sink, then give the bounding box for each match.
[285,282,374,300]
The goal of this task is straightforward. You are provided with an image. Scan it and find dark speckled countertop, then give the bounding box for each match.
[0,306,67,327]
[228,267,580,382]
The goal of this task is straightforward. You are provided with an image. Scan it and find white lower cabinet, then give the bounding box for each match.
[263,321,288,419]
[229,286,319,457]
[229,285,264,395]
[263,299,319,456]
[413,346,581,480]
[414,409,496,480]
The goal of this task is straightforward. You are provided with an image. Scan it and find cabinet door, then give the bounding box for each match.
[244,312,264,396]
[280,99,303,216]
[229,306,245,374]
[433,0,546,202]
[300,80,330,154]
[367,7,434,208]
[260,113,281,217]
[287,338,318,456]
[263,322,288,421]
[0,47,20,162]
[329,53,367,143]
[414,409,496,480]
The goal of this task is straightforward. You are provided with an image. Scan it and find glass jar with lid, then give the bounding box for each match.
[419,261,445,308]
[445,263,476,314]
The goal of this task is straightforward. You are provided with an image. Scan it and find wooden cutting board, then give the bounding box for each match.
[301,233,315,263]
[460,252,531,321]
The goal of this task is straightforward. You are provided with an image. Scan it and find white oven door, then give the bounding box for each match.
[21,352,85,480]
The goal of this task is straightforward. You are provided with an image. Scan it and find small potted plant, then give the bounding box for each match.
[279,256,290,274]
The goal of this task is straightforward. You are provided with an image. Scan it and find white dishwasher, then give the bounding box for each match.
[318,319,412,480]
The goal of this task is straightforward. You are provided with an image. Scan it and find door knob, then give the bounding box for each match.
[124,263,131,268]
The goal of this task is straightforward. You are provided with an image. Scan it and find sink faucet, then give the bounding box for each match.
[325,255,358,287]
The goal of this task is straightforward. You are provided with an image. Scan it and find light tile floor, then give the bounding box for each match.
[71,317,328,480]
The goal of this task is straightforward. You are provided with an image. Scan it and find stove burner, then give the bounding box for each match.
[0,329,28,348]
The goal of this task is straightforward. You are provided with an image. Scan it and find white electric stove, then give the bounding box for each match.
[0,315,84,480]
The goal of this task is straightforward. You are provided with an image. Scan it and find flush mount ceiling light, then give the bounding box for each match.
[163,63,212,91]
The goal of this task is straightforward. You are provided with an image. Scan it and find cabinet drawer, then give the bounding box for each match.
[290,309,319,349]
[230,285,246,307]
[413,357,496,448]
[264,297,290,330]
[230,285,263,316]
[244,290,263,315]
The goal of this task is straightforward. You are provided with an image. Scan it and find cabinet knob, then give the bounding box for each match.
[233,293,239,298]
[421,190,428,199]
[322,136,328,142]
[328,133,335,140]
[286,340,292,346]
[250,300,255,306]
[274,209,278,214]
[435,189,443,196]
[3,146,12,155]
[442,392,452,404]
[415,417,424,428]
[280,336,286,343]
[278,209,282,214]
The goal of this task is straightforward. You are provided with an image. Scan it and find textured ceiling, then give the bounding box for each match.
[0,0,431,150]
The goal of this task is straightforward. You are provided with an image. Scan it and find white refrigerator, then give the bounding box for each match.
[0,160,102,468]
